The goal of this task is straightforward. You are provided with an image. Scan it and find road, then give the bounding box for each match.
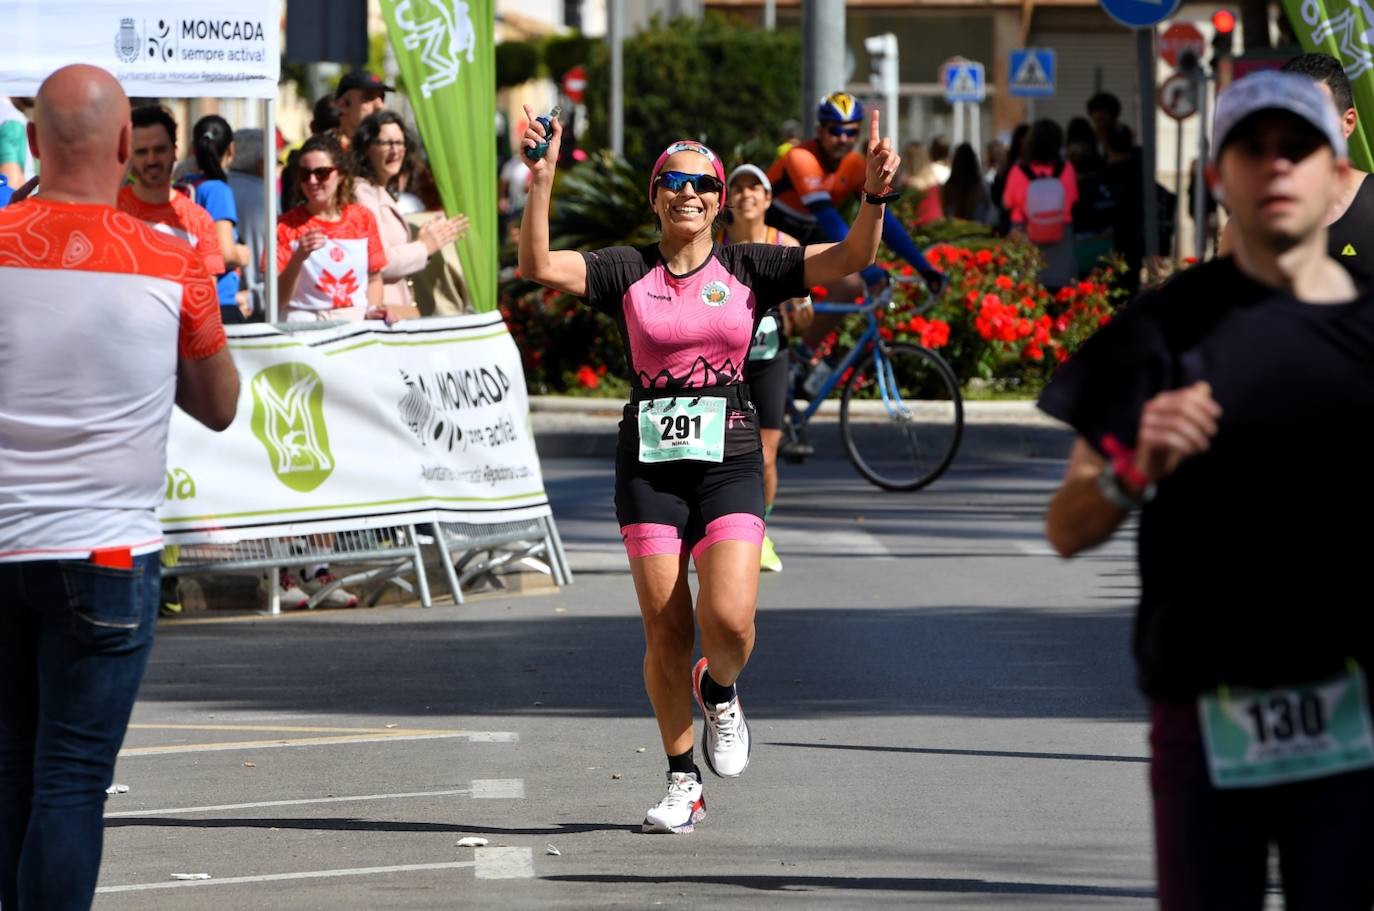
[96,450,1161,910]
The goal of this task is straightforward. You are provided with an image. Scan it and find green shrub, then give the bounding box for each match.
[583,13,801,169]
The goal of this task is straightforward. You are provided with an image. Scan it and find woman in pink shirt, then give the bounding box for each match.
[351,111,468,319]
[1002,119,1079,290]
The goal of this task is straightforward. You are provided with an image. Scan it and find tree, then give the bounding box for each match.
[583,14,801,169]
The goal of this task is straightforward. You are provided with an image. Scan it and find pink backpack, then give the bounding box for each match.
[1021,161,1068,245]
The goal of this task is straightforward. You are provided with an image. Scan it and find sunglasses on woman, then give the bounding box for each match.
[655,171,724,194]
[298,166,338,183]
[827,126,860,138]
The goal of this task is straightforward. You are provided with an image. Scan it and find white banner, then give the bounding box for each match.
[1,0,281,99]
[160,315,552,543]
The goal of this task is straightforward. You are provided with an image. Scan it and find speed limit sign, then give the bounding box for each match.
[1158,72,1198,121]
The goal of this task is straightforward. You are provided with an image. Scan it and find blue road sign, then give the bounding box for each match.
[1009,49,1056,98]
[943,60,986,104]
[1098,0,1182,29]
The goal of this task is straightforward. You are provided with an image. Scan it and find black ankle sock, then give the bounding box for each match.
[667,748,697,776]
[700,669,736,705]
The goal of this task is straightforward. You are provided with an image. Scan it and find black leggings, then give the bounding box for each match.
[1149,699,1374,910]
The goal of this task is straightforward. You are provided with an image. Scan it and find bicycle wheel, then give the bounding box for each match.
[839,343,964,491]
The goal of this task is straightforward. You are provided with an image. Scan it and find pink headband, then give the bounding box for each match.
[648,140,726,207]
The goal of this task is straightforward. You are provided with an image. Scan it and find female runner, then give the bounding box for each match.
[518,106,900,833]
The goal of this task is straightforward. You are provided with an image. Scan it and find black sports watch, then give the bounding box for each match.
[862,189,901,205]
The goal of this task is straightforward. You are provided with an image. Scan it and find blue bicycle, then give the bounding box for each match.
[782,278,964,491]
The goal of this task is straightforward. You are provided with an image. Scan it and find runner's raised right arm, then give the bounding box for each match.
[517,105,587,297]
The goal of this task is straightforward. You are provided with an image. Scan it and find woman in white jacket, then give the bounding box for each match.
[351,111,468,319]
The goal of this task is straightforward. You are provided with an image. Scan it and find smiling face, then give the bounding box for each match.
[1215,111,1344,251]
[366,121,407,185]
[298,149,342,214]
[130,123,175,192]
[653,150,721,239]
[728,172,770,225]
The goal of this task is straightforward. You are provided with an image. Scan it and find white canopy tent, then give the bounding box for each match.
[2,0,285,318]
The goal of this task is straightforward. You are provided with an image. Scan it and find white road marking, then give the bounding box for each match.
[474,846,535,880]
[104,787,478,818]
[471,778,526,799]
[1015,541,1058,557]
[119,730,518,757]
[95,861,476,893]
[772,525,896,560]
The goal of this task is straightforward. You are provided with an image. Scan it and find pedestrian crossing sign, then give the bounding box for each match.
[1009,49,1056,98]
[943,59,986,103]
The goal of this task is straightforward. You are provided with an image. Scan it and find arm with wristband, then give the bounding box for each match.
[806,186,944,292]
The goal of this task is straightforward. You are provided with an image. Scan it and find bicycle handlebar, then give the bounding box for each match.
[809,273,942,316]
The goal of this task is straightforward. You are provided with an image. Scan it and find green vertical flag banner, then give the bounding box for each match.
[381,0,498,312]
[1281,0,1374,171]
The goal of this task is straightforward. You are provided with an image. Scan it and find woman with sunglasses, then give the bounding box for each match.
[518,104,900,835]
[352,111,469,320]
[716,164,812,573]
[277,133,386,323]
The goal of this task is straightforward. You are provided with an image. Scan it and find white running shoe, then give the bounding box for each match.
[692,657,752,778]
[299,569,359,608]
[259,570,310,610]
[641,771,705,834]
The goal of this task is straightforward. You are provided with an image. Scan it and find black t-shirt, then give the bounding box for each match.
[1328,172,1374,287]
[1039,258,1374,702]
[581,242,806,454]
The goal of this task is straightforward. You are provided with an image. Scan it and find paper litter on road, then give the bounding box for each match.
[456,837,489,848]
[545,844,561,856]
[610,773,623,780]
[105,784,129,795]
[635,747,646,753]
[242,761,255,768]
[170,873,211,881]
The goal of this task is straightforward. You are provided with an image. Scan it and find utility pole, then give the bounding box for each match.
[609,0,623,157]
[802,0,846,135]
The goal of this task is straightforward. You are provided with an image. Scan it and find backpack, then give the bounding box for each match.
[1021,161,1068,245]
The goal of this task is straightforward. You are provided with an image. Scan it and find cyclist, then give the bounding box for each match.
[766,92,944,374]
[717,163,812,572]
[518,106,901,834]
[1042,72,1374,908]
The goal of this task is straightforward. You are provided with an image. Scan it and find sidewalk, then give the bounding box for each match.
[529,395,1074,461]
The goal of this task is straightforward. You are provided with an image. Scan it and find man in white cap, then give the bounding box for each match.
[1040,70,1374,908]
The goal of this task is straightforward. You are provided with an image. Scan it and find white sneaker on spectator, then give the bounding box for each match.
[259,570,310,610]
[299,569,359,608]
[641,771,705,834]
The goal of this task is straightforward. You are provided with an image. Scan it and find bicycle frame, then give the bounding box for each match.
[785,299,907,434]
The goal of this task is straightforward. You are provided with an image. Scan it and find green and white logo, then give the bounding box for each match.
[250,363,334,492]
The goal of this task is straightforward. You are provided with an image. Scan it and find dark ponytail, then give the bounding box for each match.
[192,114,233,183]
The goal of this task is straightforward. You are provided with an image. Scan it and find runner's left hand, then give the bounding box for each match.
[863,110,899,195]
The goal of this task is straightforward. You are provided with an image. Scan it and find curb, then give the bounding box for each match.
[529,396,1074,461]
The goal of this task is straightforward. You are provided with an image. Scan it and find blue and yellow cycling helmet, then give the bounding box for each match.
[817,91,864,124]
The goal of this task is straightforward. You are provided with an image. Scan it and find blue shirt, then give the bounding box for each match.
[181,174,241,307]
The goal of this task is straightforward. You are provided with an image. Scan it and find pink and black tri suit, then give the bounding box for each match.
[580,241,806,559]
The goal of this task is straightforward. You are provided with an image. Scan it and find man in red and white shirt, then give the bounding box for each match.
[0,64,239,911]
[117,104,225,277]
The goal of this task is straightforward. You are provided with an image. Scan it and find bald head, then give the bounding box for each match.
[32,64,132,204]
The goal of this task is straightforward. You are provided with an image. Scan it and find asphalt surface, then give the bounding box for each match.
[96,446,1169,910]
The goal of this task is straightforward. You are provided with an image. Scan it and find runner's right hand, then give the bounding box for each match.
[521,103,562,174]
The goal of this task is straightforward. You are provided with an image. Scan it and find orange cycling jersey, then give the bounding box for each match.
[765,140,867,223]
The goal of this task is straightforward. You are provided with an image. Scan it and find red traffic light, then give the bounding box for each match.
[1212,9,1236,33]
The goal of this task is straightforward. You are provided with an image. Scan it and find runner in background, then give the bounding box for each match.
[1041,72,1374,908]
[518,106,900,835]
[717,164,812,572]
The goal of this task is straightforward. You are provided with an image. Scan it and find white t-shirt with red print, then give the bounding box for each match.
[0,198,226,562]
[276,203,387,320]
